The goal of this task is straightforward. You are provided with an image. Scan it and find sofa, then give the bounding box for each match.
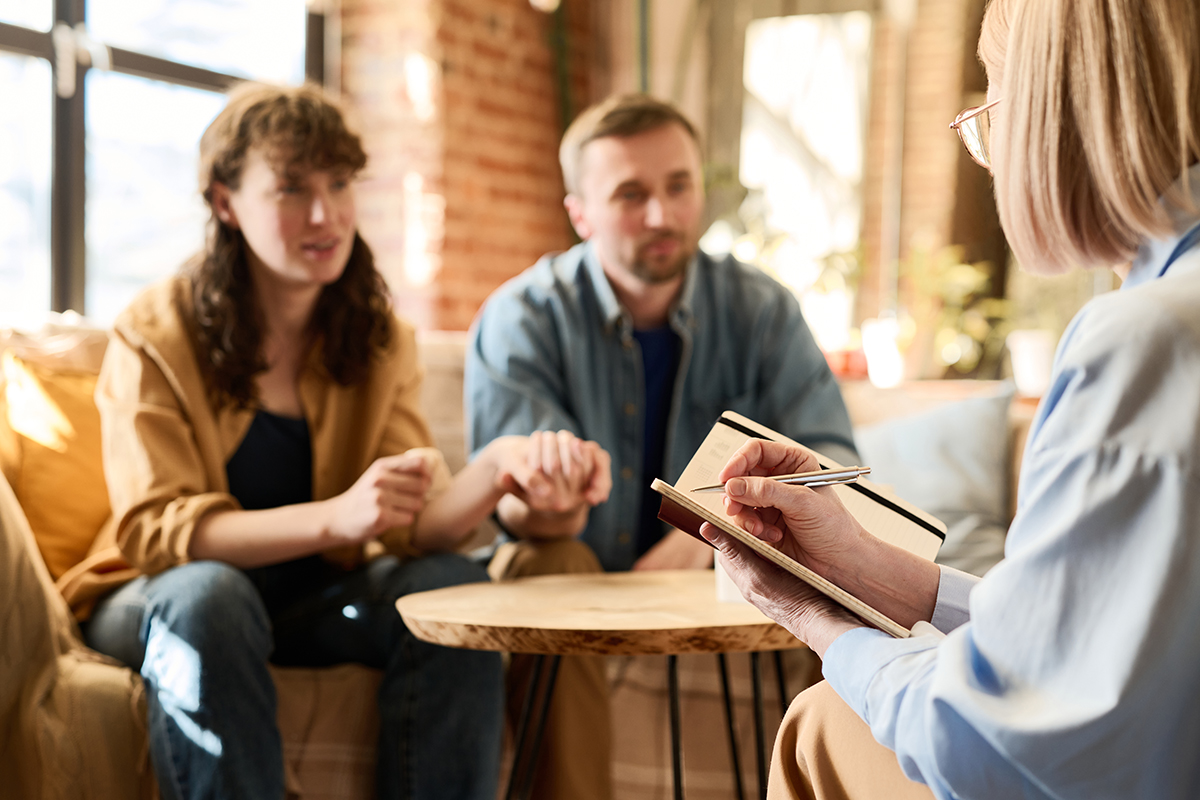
[0,319,1034,800]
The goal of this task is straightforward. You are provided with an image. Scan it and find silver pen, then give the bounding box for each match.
[689,466,871,494]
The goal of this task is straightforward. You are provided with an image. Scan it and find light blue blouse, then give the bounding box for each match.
[824,168,1200,799]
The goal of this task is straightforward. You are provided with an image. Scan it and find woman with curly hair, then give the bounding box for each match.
[73,82,610,800]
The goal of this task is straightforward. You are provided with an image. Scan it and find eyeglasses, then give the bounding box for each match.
[950,98,1001,169]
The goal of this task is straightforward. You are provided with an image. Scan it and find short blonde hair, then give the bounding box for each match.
[982,0,1200,273]
[558,94,699,196]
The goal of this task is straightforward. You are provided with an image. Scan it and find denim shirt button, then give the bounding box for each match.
[620,467,634,480]
[617,530,631,544]
[623,402,637,416]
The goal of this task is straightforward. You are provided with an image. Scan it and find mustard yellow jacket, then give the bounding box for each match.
[59,275,448,619]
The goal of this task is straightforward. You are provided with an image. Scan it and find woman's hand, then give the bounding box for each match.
[700,522,863,657]
[716,439,869,579]
[323,451,434,545]
[712,438,942,636]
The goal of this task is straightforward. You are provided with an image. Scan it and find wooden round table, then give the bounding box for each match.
[398,569,806,800]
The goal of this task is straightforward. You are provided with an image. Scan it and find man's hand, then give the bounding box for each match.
[495,431,613,539]
[631,527,714,570]
[494,430,611,511]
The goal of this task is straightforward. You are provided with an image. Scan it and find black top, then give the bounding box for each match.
[226,409,313,510]
[225,409,326,615]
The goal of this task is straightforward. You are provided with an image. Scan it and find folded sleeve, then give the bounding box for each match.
[929,565,976,633]
[96,331,239,575]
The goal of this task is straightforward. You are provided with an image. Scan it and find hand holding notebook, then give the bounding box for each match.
[653,412,946,639]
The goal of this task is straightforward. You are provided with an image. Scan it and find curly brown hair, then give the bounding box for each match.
[190,82,392,409]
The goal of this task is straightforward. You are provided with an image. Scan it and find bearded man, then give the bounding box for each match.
[464,93,857,800]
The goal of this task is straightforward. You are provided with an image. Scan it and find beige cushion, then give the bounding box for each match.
[273,665,381,800]
[416,329,470,474]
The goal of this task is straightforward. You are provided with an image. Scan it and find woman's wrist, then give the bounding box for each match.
[829,532,940,629]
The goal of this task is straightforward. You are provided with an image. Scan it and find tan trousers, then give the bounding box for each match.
[492,538,613,800]
[768,681,934,800]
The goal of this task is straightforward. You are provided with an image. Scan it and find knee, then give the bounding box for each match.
[374,552,490,598]
[498,537,602,579]
[148,561,271,658]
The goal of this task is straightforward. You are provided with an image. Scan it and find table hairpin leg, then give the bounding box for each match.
[717,653,746,800]
[504,654,562,800]
[750,652,767,800]
[773,650,789,716]
[667,654,685,800]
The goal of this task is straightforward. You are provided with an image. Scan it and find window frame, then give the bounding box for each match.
[0,0,325,314]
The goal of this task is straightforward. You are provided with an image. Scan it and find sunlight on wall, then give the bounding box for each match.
[403,172,438,287]
[404,53,438,124]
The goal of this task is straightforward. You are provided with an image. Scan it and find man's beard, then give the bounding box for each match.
[628,233,696,285]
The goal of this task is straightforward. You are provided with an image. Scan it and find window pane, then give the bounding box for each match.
[0,53,51,322]
[88,0,307,85]
[86,71,225,323]
[0,0,53,31]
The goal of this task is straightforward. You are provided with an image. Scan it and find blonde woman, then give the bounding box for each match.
[703,1,1200,798]
[77,83,610,800]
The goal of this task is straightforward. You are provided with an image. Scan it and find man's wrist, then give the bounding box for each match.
[497,495,589,539]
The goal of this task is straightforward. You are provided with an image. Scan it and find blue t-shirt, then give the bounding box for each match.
[633,325,681,555]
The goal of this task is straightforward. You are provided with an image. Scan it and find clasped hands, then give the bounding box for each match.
[327,430,611,545]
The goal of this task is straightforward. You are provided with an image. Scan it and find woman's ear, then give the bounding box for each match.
[210,182,239,229]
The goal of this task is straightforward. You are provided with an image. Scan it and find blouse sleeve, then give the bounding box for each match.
[822,284,1200,799]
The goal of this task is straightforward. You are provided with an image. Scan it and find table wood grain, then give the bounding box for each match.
[396,569,806,656]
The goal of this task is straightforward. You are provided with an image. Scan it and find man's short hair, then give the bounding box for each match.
[559,94,701,196]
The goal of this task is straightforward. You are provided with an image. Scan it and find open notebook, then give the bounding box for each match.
[652,411,946,638]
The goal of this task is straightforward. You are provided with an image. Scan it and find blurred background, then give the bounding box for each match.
[0,0,1112,390]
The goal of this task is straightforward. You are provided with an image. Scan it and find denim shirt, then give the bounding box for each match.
[466,241,857,571]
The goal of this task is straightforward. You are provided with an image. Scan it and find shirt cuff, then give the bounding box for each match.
[823,627,938,722]
[930,564,978,633]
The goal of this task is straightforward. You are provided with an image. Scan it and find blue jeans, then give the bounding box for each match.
[83,554,503,800]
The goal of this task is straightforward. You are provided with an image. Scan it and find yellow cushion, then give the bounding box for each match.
[2,351,110,579]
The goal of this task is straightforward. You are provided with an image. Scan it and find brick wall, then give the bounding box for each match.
[341,0,592,331]
[342,0,985,341]
[438,0,592,329]
[857,0,978,324]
